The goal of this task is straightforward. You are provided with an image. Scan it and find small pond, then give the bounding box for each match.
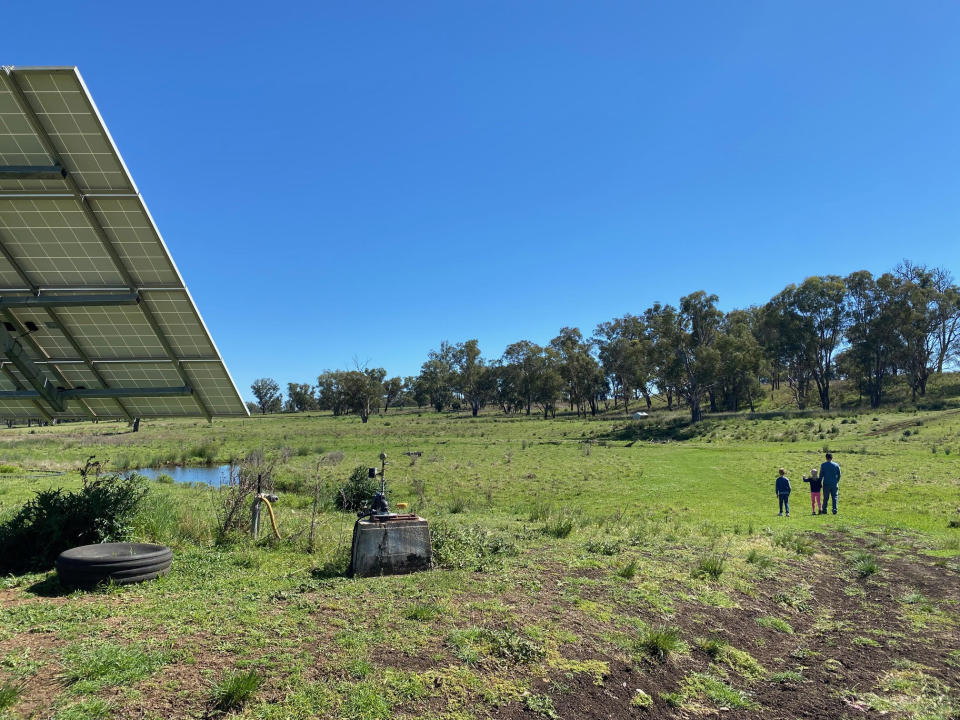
[134,465,231,487]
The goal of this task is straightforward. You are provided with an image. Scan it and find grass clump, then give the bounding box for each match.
[586,537,622,555]
[525,693,559,718]
[450,628,545,664]
[696,638,765,678]
[745,548,772,568]
[61,641,167,693]
[693,554,725,580]
[851,551,880,577]
[52,698,113,720]
[616,559,639,579]
[774,584,813,611]
[0,682,21,712]
[636,625,684,662]
[756,616,794,634]
[630,689,653,708]
[663,672,757,710]
[543,512,575,539]
[858,669,959,719]
[342,680,390,720]
[404,603,442,622]
[211,669,264,712]
[774,531,815,556]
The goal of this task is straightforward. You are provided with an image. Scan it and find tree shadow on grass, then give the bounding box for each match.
[592,417,710,444]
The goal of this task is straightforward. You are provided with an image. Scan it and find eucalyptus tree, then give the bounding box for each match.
[550,328,602,416]
[418,342,456,412]
[501,340,542,415]
[895,261,960,391]
[643,303,684,410]
[594,314,653,412]
[793,275,847,410]
[251,377,282,415]
[760,290,816,409]
[343,367,385,423]
[714,309,764,412]
[453,339,495,416]
[534,346,563,418]
[285,382,318,412]
[382,376,404,413]
[676,292,723,421]
[844,271,905,408]
[316,370,349,415]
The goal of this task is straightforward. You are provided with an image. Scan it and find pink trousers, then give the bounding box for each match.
[810,492,822,512]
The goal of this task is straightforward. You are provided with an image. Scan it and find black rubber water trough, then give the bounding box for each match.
[56,542,172,588]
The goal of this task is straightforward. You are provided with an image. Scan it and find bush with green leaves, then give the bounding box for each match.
[0,472,148,573]
[431,520,518,570]
[335,465,379,511]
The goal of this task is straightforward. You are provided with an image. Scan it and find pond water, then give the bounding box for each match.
[134,465,231,487]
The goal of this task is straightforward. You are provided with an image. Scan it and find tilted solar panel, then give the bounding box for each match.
[0,66,247,419]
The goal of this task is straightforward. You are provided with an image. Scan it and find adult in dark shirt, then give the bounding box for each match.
[819,453,841,515]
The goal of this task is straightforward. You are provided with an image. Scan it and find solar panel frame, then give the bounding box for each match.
[0,66,247,419]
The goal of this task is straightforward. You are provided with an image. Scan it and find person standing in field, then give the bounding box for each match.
[776,468,791,517]
[803,468,822,515]
[819,453,841,514]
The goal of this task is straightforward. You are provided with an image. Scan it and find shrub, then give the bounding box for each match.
[431,520,517,570]
[0,472,147,573]
[586,537,622,556]
[156,473,174,485]
[335,465,379,512]
[211,670,263,712]
[447,496,467,514]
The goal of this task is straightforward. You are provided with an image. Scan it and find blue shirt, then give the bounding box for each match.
[776,476,791,494]
[819,461,841,488]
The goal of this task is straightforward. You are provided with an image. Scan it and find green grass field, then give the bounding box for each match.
[0,394,959,719]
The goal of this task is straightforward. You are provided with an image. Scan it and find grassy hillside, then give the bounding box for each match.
[0,404,958,719]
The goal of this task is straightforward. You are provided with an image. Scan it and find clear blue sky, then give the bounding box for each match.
[7,2,960,401]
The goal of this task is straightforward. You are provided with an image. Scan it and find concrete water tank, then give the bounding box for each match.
[349,515,432,577]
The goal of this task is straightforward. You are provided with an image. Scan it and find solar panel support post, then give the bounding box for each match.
[0,293,140,309]
[0,324,66,412]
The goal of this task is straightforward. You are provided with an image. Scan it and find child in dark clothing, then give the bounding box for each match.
[776,468,791,517]
[803,468,822,515]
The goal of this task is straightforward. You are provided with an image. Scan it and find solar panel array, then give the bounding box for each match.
[0,66,247,419]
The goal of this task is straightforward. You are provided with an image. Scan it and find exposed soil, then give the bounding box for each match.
[2,531,958,719]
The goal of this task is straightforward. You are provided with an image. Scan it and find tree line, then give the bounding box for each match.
[248,262,960,423]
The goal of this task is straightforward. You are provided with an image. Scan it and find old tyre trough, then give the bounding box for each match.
[56,542,172,588]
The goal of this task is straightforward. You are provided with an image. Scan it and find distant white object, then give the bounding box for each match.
[632,411,649,419]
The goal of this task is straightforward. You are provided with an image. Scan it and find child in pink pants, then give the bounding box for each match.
[803,468,822,515]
